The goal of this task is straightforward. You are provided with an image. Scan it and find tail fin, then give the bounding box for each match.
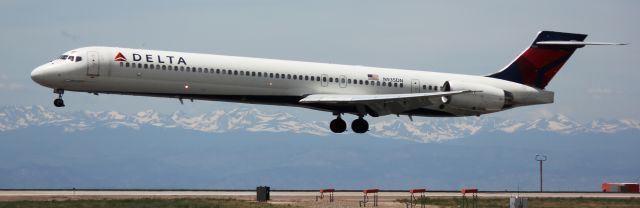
[488,31,587,89]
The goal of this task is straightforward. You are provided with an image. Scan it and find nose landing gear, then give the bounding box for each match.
[53,89,65,107]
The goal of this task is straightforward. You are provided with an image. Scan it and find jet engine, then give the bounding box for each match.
[441,80,514,112]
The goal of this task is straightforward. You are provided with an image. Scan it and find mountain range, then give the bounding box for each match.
[1,105,639,143]
[1,105,639,190]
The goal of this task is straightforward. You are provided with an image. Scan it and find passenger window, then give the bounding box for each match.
[377,81,380,86]
[305,75,309,80]
[150,64,154,69]
[288,74,292,79]
[162,65,166,70]
[348,79,352,84]
[434,86,438,91]
[234,70,238,75]
[365,80,369,85]
[341,78,345,83]
[138,63,142,68]
[222,69,226,74]
[293,75,297,79]
[126,62,130,67]
[198,68,202,73]
[258,72,262,77]
[311,76,315,81]
[322,77,327,82]
[329,77,333,82]
[270,73,274,78]
[205,68,209,73]
[394,83,398,87]
[359,80,363,85]
[240,71,245,76]
[156,65,160,70]
[180,66,185,71]
[382,82,386,86]
[174,66,179,71]
[119,62,124,67]
[316,76,320,81]
[400,83,404,88]
[216,69,220,74]
[186,67,190,71]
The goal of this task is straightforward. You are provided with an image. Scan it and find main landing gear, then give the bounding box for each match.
[53,89,65,107]
[330,115,347,133]
[329,114,369,134]
[351,116,369,134]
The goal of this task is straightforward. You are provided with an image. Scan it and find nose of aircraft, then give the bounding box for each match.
[30,64,58,87]
[30,65,46,84]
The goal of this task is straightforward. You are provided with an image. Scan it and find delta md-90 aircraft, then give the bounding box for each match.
[31,31,624,133]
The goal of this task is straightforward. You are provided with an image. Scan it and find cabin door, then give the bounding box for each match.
[86,51,100,76]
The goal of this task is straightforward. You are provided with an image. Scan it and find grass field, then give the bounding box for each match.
[0,198,299,208]
[398,196,640,208]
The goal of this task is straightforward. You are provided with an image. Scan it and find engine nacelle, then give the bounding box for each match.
[442,80,514,112]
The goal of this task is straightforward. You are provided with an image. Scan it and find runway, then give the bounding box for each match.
[1,190,638,201]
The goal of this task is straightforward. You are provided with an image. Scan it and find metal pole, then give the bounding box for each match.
[535,155,547,192]
[539,160,543,192]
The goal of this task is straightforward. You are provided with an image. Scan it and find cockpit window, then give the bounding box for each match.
[60,55,68,60]
[67,56,75,61]
[75,56,82,62]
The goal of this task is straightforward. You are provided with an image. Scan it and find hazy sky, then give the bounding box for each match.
[1,0,638,121]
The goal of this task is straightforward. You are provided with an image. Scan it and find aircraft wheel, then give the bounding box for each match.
[330,117,347,133]
[53,98,65,107]
[351,118,369,134]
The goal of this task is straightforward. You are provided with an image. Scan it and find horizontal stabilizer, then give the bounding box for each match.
[536,41,628,47]
[488,31,627,89]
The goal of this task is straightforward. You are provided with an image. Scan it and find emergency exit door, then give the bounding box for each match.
[411,79,420,93]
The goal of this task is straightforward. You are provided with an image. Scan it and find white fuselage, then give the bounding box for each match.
[31,46,553,117]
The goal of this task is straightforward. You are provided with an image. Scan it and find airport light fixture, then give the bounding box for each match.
[535,154,547,192]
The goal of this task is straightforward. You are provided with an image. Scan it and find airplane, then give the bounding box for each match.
[30,31,625,134]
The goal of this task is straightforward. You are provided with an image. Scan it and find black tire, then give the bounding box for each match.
[351,118,369,133]
[53,98,65,107]
[330,118,347,133]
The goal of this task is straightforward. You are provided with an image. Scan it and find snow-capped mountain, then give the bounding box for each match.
[1,105,638,143]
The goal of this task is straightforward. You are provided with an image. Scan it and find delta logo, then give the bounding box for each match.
[114,52,127,61]
[113,52,187,65]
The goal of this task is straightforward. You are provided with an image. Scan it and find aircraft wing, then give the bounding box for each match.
[299,90,472,116]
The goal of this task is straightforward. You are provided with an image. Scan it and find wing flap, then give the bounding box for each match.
[299,90,473,116]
